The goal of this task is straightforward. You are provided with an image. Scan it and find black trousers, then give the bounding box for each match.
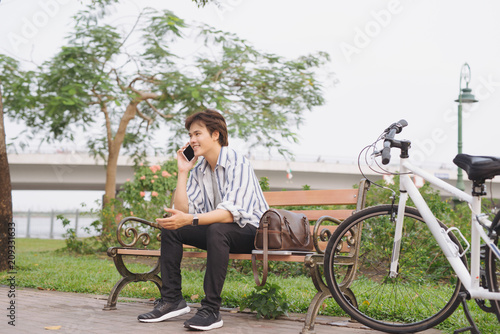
[160,223,257,311]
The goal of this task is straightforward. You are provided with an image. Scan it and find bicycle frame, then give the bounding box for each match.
[389,156,500,301]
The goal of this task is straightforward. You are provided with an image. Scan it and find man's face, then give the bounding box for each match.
[188,121,219,157]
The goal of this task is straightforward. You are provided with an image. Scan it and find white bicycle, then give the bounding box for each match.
[323,120,500,333]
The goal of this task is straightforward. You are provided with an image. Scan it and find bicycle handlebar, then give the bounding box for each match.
[381,119,408,165]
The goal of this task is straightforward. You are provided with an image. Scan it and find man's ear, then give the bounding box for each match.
[212,130,220,142]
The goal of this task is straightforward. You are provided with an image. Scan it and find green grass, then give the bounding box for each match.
[17,238,66,252]
[2,239,499,333]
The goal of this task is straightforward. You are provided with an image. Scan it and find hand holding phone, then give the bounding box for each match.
[182,144,195,162]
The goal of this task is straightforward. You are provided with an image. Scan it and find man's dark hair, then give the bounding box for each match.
[185,109,229,146]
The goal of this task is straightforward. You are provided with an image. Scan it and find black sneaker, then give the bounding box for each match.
[183,307,223,331]
[138,299,190,323]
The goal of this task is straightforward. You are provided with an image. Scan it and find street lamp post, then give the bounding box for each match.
[454,63,478,191]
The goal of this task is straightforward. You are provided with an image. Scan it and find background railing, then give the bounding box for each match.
[13,211,99,239]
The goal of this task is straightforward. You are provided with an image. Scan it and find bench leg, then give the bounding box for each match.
[301,290,331,334]
[103,252,162,310]
[104,275,140,310]
[301,254,359,333]
[302,256,331,334]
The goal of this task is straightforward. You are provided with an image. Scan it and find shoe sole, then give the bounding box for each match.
[186,319,223,331]
[138,306,191,323]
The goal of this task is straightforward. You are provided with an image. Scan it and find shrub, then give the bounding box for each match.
[117,159,178,221]
[240,282,289,319]
[60,160,178,253]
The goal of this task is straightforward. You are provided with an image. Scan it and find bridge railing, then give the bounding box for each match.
[13,210,99,239]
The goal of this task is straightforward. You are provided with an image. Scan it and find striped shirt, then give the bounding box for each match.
[185,146,269,228]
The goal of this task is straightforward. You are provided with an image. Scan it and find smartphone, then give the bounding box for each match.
[182,144,195,162]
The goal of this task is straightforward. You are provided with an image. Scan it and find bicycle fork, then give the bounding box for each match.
[388,172,473,285]
[389,189,408,278]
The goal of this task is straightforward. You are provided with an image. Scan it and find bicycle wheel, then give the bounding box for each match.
[484,211,500,322]
[324,205,465,333]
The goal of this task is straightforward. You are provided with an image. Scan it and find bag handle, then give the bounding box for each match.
[252,216,269,286]
[284,215,311,248]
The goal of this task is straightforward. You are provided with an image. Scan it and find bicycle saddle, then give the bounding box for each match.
[453,154,500,182]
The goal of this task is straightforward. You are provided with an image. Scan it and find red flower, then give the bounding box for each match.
[149,165,161,173]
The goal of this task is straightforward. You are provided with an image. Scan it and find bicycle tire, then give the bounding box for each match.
[324,205,465,333]
[484,211,500,322]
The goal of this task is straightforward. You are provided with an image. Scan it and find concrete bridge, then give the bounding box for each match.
[8,153,500,196]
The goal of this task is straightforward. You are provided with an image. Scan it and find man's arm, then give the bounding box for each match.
[173,144,198,213]
[156,208,234,230]
[173,170,189,213]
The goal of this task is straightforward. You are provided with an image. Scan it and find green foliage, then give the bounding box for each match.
[228,259,309,278]
[89,198,121,249]
[240,282,289,319]
[1,3,330,231]
[191,0,212,7]
[2,4,329,159]
[117,160,178,221]
[68,160,178,253]
[58,214,96,254]
[58,200,122,254]
[0,55,36,119]
[259,176,270,191]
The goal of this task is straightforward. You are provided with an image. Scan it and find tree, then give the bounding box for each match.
[0,55,29,271]
[1,4,330,233]
[0,84,12,272]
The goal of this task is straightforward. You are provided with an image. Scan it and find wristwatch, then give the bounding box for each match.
[192,214,199,226]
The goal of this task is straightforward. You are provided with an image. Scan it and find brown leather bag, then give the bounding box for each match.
[252,209,313,286]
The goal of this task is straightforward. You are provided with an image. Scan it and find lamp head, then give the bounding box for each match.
[455,63,478,103]
[455,87,478,103]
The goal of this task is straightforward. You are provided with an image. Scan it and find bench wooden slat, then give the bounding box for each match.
[264,189,358,206]
[292,209,353,221]
[116,249,160,256]
[112,248,313,262]
[182,252,310,262]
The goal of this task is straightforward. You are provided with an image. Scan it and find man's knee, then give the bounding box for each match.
[162,227,183,244]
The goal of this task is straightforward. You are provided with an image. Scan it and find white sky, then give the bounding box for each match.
[2,0,500,210]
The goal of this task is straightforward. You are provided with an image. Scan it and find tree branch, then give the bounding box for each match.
[111,68,126,92]
[136,106,153,128]
[145,99,173,120]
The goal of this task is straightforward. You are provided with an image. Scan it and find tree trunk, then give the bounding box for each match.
[104,147,119,205]
[0,85,13,272]
[101,101,138,234]
[101,146,119,236]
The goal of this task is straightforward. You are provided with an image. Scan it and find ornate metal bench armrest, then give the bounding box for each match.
[312,215,342,254]
[116,216,161,248]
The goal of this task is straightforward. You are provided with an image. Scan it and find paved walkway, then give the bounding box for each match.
[1,286,443,334]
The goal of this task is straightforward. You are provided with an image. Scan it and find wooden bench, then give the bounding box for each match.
[104,179,369,334]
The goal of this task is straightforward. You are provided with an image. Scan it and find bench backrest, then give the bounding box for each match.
[263,179,369,251]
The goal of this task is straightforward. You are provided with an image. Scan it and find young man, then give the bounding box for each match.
[138,109,269,331]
